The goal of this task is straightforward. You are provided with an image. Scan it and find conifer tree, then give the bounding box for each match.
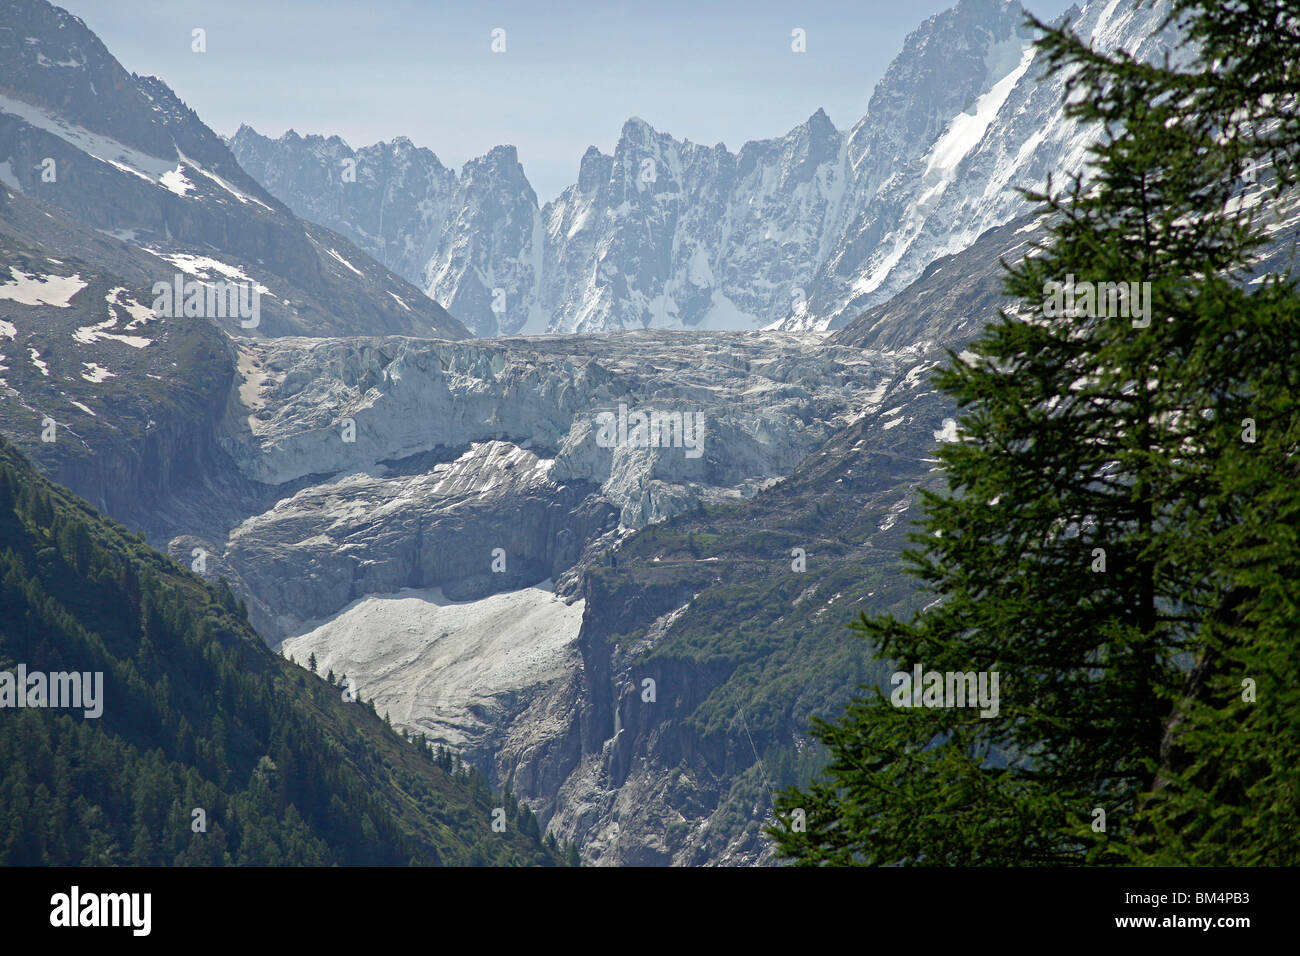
[771,1,1300,865]
[1119,0,1300,865]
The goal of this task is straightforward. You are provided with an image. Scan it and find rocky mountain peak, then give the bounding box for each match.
[793,107,842,163]
[461,145,536,203]
[577,145,613,193]
[618,115,657,142]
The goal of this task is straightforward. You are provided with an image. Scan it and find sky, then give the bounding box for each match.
[57,0,1075,202]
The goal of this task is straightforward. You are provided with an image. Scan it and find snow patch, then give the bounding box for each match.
[81,362,114,383]
[878,494,912,532]
[0,269,86,307]
[924,42,1036,185]
[183,157,273,210]
[692,291,761,331]
[933,417,959,443]
[0,160,23,194]
[73,311,152,348]
[326,247,364,276]
[150,252,271,295]
[160,165,194,197]
[0,91,178,184]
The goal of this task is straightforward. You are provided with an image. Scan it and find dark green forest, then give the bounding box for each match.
[0,436,572,866]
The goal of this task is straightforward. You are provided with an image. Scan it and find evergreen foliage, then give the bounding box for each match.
[0,438,569,866]
[770,0,1300,865]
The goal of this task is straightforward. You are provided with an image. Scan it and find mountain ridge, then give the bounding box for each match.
[228,0,1175,337]
[0,0,469,341]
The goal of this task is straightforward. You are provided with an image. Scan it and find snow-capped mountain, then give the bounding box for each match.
[424,145,548,336]
[800,0,1174,328]
[224,128,459,294]
[0,0,468,340]
[229,0,1175,336]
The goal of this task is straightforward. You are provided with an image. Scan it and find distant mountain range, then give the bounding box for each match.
[229,0,1174,337]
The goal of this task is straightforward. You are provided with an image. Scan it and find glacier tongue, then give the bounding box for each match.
[156,326,928,842]
[280,582,584,757]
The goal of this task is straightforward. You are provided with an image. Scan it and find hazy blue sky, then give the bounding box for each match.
[58,0,1075,201]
